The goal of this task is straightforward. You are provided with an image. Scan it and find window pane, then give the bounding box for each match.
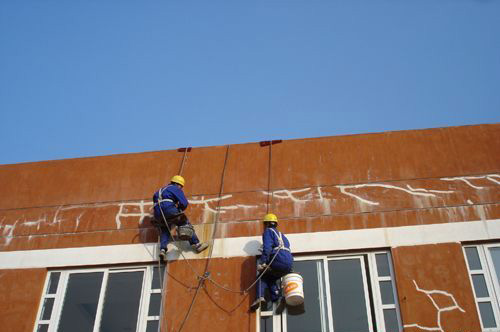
[375,253,390,277]
[146,320,159,332]
[489,247,500,286]
[148,293,162,316]
[287,260,326,332]
[47,272,61,294]
[57,272,104,332]
[37,324,49,332]
[152,266,165,290]
[100,271,144,332]
[478,302,497,328]
[472,274,489,298]
[379,281,395,305]
[465,247,482,270]
[329,259,370,332]
[41,298,55,320]
[383,309,399,332]
[260,316,272,332]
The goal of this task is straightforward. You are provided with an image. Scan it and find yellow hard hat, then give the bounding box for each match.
[263,213,278,223]
[170,175,185,187]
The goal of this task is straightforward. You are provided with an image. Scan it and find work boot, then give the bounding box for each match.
[275,297,286,314]
[250,297,266,311]
[192,242,209,253]
[159,248,167,261]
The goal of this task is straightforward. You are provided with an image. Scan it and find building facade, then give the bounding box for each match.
[0,124,499,332]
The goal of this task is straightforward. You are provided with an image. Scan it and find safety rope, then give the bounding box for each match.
[158,143,284,331]
[177,144,230,332]
[266,142,273,213]
[178,148,189,175]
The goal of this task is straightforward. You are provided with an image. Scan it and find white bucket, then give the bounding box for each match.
[282,273,304,306]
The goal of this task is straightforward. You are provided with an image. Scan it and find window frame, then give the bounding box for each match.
[33,265,164,332]
[257,250,403,332]
[463,243,500,330]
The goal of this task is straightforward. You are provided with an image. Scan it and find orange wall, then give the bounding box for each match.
[0,124,499,252]
[392,243,481,331]
[0,269,47,332]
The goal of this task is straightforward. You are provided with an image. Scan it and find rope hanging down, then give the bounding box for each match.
[157,147,192,332]
[177,145,230,332]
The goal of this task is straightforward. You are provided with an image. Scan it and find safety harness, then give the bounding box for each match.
[155,186,175,206]
[269,227,291,254]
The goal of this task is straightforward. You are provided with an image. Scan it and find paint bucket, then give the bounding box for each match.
[282,273,304,306]
[177,225,194,241]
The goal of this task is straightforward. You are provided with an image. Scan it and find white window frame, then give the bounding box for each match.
[256,251,403,332]
[33,265,165,332]
[463,244,500,331]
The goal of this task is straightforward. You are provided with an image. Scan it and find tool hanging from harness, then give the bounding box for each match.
[155,187,193,241]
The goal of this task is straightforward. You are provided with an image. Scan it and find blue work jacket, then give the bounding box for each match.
[259,227,293,272]
[153,184,189,218]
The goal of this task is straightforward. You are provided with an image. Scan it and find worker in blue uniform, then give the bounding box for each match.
[153,175,208,260]
[251,213,294,311]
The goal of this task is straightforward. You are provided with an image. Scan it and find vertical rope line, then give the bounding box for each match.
[159,147,188,332]
[204,144,230,271]
[178,148,188,175]
[266,143,273,213]
[177,144,230,332]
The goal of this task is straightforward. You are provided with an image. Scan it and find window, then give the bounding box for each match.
[257,251,402,332]
[34,265,165,332]
[464,244,500,330]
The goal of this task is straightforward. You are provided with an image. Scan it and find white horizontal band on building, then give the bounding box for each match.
[0,218,499,270]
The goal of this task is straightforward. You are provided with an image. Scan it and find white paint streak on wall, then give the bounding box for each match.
[263,188,312,203]
[441,174,500,189]
[189,195,258,215]
[1,221,17,246]
[337,183,456,206]
[487,174,500,185]
[115,200,153,229]
[337,185,379,205]
[406,185,454,194]
[404,280,465,332]
[317,187,331,215]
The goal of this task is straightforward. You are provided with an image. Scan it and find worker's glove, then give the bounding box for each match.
[257,263,267,272]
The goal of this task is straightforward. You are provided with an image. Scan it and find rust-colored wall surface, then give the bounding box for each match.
[0,269,46,332]
[1,124,499,252]
[392,243,481,332]
[0,124,499,332]
[162,256,257,332]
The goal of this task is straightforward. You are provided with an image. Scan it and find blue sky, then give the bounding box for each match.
[1,0,499,165]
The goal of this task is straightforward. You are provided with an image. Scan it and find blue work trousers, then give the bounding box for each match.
[257,265,292,302]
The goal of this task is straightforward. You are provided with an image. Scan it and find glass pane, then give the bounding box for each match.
[329,258,370,332]
[375,253,390,277]
[100,271,144,332]
[465,247,482,270]
[47,272,61,294]
[152,266,165,290]
[146,320,159,332]
[478,302,497,328]
[41,298,55,320]
[380,281,395,305]
[383,308,399,332]
[260,316,272,332]
[472,274,489,298]
[489,247,500,286]
[287,260,326,332]
[148,293,162,316]
[37,324,49,332]
[57,272,104,332]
